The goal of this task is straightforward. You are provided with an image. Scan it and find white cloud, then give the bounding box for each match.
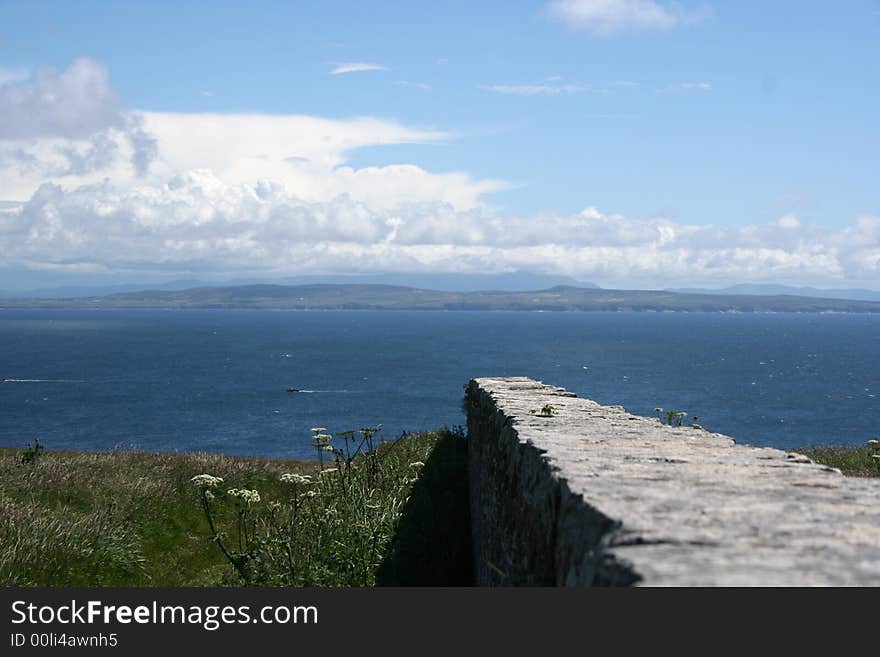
[1,107,507,211]
[660,81,713,92]
[395,80,432,90]
[0,66,30,86]
[3,179,878,289]
[329,62,388,75]
[481,83,587,96]
[547,0,709,36]
[0,58,157,182]
[0,58,501,213]
[1,57,875,290]
[0,58,122,139]
[777,214,800,229]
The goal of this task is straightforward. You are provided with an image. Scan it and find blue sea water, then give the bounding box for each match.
[0,309,877,459]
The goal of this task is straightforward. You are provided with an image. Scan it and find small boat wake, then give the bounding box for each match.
[3,378,86,383]
[286,389,356,394]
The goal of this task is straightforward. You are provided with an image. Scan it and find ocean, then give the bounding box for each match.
[0,309,877,459]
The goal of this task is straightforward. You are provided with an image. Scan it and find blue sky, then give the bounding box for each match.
[1,1,878,289]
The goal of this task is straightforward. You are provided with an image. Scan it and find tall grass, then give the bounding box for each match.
[799,442,880,478]
[0,497,145,586]
[0,428,472,587]
[0,446,318,585]
[193,427,470,586]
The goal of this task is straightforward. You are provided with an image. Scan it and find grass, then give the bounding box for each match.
[0,429,472,587]
[798,444,880,478]
[5,427,871,588]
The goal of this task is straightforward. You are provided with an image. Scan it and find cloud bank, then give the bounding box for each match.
[2,180,877,289]
[1,57,877,290]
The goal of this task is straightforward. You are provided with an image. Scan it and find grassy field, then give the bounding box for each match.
[0,429,471,587]
[798,444,880,478]
[1,431,874,587]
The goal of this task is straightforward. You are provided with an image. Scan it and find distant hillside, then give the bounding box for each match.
[3,283,880,313]
[670,284,880,303]
[0,272,597,298]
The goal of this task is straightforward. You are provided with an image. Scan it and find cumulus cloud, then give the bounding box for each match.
[0,58,123,139]
[0,66,30,86]
[0,58,158,183]
[329,62,388,75]
[2,175,878,289]
[547,0,709,36]
[1,57,875,290]
[1,105,504,211]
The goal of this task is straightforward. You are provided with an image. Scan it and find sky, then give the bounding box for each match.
[0,0,878,291]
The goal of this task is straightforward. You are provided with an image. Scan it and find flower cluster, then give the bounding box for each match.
[190,474,224,490]
[227,488,261,504]
[280,473,313,485]
[312,427,333,449]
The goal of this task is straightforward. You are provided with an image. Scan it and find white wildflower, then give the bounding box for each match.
[409,461,425,468]
[311,427,327,433]
[191,474,223,490]
[227,488,261,504]
[280,473,313,485]
[318,468,338,476]
[867,439,879,446]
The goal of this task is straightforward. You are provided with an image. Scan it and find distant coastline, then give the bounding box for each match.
[2,283,880,314]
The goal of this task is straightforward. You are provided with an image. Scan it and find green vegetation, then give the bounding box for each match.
[0,429,471,587]
[3,421,874,588]
[3,282,880,313]
[654,407,699,427]
[799,441,880,478]
[18,436,44,465]
[530,404,556,417]
[193,427,471,586]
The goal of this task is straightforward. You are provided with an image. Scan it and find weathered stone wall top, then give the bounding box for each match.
[466,377,880,586]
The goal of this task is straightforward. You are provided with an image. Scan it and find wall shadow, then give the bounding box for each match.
[377,428,473,585]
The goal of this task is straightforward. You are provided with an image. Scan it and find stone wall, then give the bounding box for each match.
[465,377,880,586]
